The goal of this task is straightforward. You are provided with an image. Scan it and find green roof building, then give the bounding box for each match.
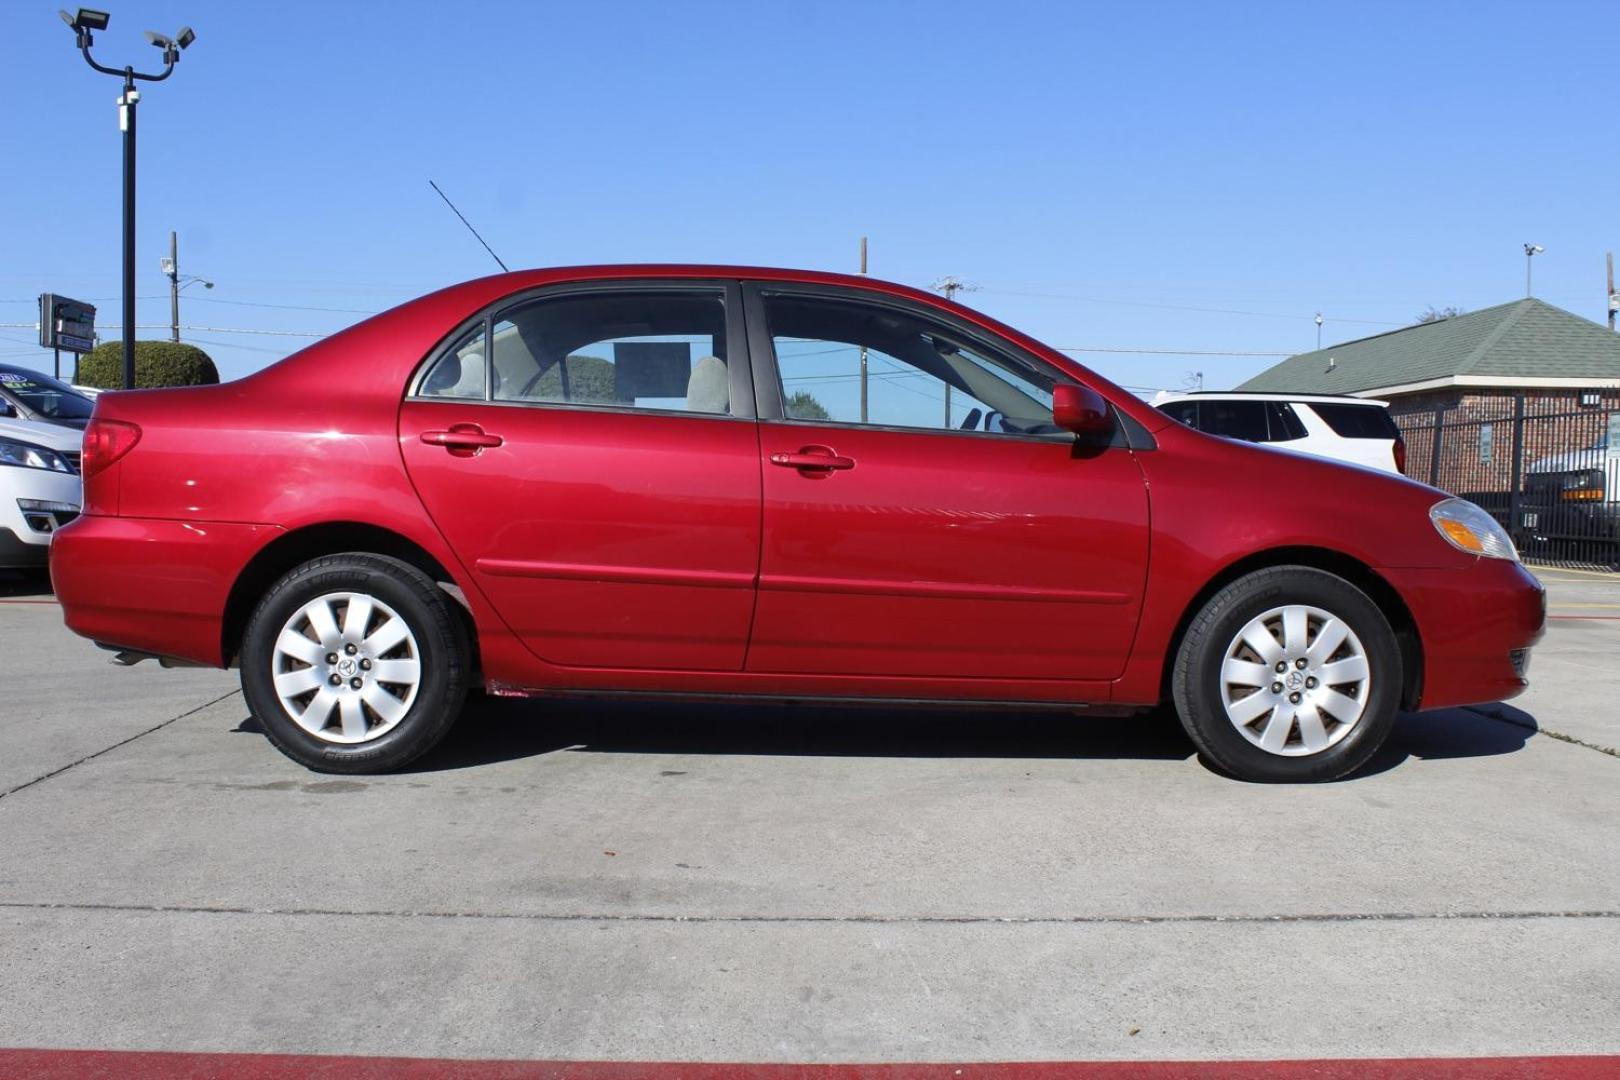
[1237,298,1620,403]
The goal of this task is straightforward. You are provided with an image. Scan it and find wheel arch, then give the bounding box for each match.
[1160,546,1424,711]
[221,521,480,672]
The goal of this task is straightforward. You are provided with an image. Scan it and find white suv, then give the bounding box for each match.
[0,414,82,571]
[1152,391,1406,475]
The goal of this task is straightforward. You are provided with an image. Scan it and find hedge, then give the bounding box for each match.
[78,340,220,390]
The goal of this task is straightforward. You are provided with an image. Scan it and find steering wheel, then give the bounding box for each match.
[959,407,983,431]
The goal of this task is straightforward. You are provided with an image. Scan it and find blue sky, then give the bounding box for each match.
[1,0,1615,390]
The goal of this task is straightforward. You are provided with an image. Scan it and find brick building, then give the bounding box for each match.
[1236,299,1620,497]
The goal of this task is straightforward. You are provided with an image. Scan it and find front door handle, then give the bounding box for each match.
[421,424,503,454]
[770,446,855,472]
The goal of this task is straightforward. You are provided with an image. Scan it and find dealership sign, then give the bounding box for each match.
[38,293,97,353]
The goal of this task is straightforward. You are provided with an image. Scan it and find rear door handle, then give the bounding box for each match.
[421,424,503,452]
[770,446,855,472]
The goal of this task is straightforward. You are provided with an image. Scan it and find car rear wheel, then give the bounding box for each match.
[240,553,470,773]
[1172,566,1401,782]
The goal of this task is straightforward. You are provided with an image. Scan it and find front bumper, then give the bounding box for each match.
[1515,498,1620,546]
[0,467,81,568]
[1380,558,1546,710]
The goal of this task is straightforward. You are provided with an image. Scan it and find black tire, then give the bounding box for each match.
[240,553,470,773]
[1171,566,1402,783]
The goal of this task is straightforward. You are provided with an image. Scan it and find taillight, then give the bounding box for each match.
[1393,436,1408,475]
[81,418,142,479]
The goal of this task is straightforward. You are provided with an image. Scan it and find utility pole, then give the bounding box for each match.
[858,237,869,423]
[1524,243,1544,298]
[166,231,179,341]
[1314,312,1324,351]
[160,230,212,342]
[1608,251,1616,332]
[932,276,977,426]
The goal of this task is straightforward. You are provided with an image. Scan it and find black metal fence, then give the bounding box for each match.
[1395,391,1620,570]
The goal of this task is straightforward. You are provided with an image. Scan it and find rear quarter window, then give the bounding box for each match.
[1309,403,1400,440]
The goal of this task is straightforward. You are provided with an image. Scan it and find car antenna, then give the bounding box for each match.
[428,179,509,272]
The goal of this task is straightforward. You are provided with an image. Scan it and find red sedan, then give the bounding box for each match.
[51,266,1544,781]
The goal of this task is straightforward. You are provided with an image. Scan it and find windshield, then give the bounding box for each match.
[0,368,95,420]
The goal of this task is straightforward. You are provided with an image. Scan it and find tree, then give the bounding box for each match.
[785,390,831,420]
[78,340,220,389]
[1416,305,1467,324]
[527,355,620,403]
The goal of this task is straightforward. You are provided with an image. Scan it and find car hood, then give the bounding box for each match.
[1527,447,1616,473]
[0,415,84,452]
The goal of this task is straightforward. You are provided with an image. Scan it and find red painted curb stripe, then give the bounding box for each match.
[1,1051,1618,1080]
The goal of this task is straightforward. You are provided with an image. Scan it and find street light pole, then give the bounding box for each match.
[1524,243,1544,298]
[59,9,196,389]
[120,69,139,374]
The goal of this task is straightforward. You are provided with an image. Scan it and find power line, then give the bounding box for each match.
[0,322,322,337]
[1054,345,1291,357]
[978,287,1403,327]
[186,296,380,315]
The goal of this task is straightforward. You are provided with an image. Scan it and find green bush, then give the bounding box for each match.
[78,340,220,390]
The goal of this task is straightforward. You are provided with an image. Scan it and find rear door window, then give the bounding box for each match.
[1311,403,1400,439]
[1198,400,1269,443]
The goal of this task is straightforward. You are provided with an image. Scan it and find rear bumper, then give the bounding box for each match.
[50,514,281,667]
[1380,559,1546,710]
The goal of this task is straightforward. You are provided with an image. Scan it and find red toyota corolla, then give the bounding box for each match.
[51,266,1544,781]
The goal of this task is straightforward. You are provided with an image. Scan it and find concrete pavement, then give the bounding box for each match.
[1,566,1616,1062]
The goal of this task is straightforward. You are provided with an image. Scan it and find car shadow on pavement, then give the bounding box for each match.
[365,695,1541,778]
[1339,705,1539,781]
[402,695,1200,773]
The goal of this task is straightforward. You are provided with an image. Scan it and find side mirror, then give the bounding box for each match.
[1052,384,1112,437]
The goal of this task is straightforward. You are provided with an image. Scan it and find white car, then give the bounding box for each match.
[1151,391,1406,474]
[0,415,82,571]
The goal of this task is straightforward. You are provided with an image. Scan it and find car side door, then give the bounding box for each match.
[398,281,763,672]
[742,284,1151,683]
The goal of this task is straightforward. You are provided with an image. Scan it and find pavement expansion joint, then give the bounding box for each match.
[1465,705,1620,759]
[0,690,244,804]
[3,900,1617,926]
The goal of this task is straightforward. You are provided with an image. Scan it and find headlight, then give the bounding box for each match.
[1560,469,1606,502]
[1430,497,1519,561]
[0,438,73,473]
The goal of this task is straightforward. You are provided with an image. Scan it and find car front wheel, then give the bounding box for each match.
[1172,566,1401,782]
[240,553,470,773]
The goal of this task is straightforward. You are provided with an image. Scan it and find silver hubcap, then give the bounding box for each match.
[271,591,422,744]
[1219,604,1371,757]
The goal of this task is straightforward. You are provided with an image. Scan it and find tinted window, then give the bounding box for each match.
[1266,402,1307,441]
[1311,402,1400,439]
[1197,400,1269,443]
[1159,401,1198,426]
[489,291,731,414]
[0,368,95,420]
[762,293,1058,436]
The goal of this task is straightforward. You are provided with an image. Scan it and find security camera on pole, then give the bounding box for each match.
[57,8,197,391]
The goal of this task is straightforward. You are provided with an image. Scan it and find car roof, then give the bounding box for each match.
[1152,390,1390,407]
